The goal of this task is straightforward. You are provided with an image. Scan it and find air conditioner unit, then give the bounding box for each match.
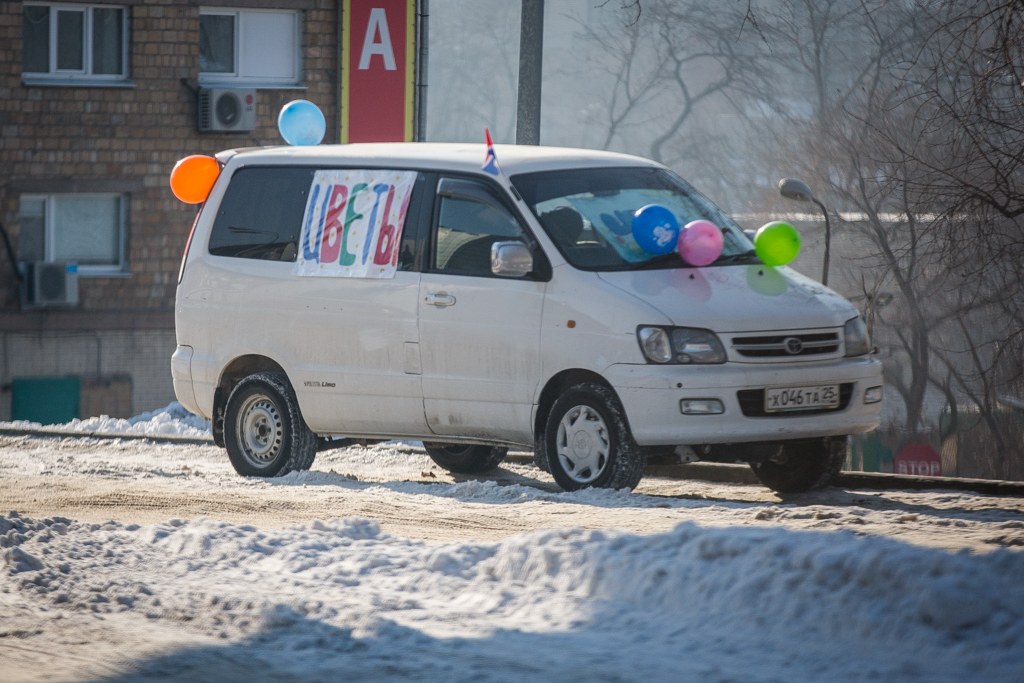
[24,262,78,307]
[198,88,257,132]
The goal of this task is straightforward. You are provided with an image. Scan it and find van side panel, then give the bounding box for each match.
[288,271,428,435]
[537,265,670,393]
[176,161,433,438]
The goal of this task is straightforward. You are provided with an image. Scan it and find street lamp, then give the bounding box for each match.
[778,178,832,286]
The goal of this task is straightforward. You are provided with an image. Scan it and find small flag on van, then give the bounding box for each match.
[482,128,500,176]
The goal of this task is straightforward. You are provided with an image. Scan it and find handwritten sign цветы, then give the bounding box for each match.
[294,169,417,278]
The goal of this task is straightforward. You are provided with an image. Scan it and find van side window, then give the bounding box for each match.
[208,167,314,261]
[431,178,528,277]
[396,171,432,272]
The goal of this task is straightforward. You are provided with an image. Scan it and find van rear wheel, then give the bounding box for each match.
[545,383,645,491]
[749,436,847,493]
[224,373,316,477]
[422,443,508,474]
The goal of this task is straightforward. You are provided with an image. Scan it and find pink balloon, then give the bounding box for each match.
[678,220,724,266]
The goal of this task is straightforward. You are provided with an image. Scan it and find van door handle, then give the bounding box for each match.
[424,293,456,307]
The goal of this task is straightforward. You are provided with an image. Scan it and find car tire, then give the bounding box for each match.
[422,443,508,474]
[224,373,317,477]
[545,383,645,491]
[749,436,847,493]
[533,429,551,473]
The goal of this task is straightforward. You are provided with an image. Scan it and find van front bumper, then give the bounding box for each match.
[605,356,883,446]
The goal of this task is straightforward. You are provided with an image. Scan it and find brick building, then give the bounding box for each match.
[0,0,341,421]
[0,1,344,421]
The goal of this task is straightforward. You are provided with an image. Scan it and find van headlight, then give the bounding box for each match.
[637,326,726,364]
[844,316,871,357]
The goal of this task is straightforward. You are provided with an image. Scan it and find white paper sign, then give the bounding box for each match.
[294,169,417,278]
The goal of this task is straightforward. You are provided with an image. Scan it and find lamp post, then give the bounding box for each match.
[778,178,832,286]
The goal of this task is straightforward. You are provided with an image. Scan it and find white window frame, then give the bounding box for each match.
[21,193,128,276]
[21,3,130,84]
[198,7,302,88]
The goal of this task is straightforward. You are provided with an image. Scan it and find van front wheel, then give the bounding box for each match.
[545,383,645,491]
[224,373,316,477]
[422,443,508,474]
[749,436,847,493]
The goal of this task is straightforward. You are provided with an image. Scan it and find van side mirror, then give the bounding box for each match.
[491,241,533,278]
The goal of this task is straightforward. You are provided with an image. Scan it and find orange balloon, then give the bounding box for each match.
[170,155,220,204]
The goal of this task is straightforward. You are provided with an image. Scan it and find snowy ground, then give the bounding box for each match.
[2,406,1024,681]
[2,402,212,439]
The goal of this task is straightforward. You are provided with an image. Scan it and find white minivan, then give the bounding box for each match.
[172,143,882,493]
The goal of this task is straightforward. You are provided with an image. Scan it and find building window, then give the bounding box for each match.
[199,8,301,86]
[19,195,126,275]
[22,3,128,83]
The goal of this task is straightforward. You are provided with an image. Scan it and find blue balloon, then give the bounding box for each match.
[631,204,680,254]
[278,100,326,146]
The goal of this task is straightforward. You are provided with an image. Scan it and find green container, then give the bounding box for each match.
[858,435,892,472]
[11,376,81,425]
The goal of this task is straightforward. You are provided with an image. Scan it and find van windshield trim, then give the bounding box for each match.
[510,166,757,272]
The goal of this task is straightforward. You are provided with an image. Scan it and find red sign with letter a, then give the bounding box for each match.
[894,443,942,477]
[341,0,415,143]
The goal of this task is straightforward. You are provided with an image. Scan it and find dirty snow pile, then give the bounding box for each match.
[1,402,211,438]
[2,512,1023,681]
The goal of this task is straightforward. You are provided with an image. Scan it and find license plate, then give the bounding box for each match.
[764,384,840,412]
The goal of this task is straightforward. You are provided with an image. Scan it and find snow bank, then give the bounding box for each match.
[2,511,1022,680]
[278,472,648,505]
[1,401,212,438]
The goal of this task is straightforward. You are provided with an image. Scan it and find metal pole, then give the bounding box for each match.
[814,198,831,286]
[415,0,429,142]
[336,0,343,144]
[516,0,544,145]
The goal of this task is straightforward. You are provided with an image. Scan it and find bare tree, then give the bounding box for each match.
[597,0,1024,470]
[575,1,766,165]
[877,0,1024,455]
[643,2,765,164]
[894,0,1024,222]
[573,15,664,151]
[427,0,521,143]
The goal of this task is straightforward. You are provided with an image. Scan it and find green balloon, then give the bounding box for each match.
[754,221,801,266]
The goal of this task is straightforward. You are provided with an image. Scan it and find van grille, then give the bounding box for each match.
[730,332,840,358]
[737,383,854,417]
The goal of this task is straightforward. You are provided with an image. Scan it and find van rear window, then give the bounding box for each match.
[208,167,315,261]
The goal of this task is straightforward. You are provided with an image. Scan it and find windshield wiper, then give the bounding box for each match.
[613,249,759,271]
[624,252,685,270]
[712,249,760,265]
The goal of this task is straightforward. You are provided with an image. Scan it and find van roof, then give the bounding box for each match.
[219,142,661,177]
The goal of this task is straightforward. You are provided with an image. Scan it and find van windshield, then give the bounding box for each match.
[510,166,757,271]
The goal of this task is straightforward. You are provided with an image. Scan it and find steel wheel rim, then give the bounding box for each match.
[237,394,284,469]
[556,405,610,484]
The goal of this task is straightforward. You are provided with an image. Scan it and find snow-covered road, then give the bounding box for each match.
[1,433,1022,550]
[3,508,1024,682]
[2,423,1024,681]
